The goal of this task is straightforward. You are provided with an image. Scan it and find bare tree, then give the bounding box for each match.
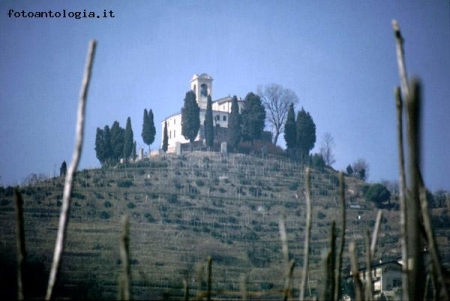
[320,132,336,166]
[380,179,399,195]
[257,84,299,145]
[352,158,370,181]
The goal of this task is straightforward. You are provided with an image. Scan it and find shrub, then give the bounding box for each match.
[317,211,326,219]
[364,183,391,207]
[99,211,110,219]
[104,201,112,208]
[71,192,86,199]
[310,153,326,171]
[144,212,155,223]
[195,179,204,187]
[288,182,299,191]
[127,202,135,209]
[94,192,104,199]
[167,194,178,204]
[117,179,133,188]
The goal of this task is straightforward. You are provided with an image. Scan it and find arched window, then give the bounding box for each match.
[200,83,208,97]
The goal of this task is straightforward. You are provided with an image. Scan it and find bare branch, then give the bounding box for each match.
[45,39,96,300]
[370,210,383,255]
[349,241,363,301]
[299,168,312,301]
[207,256,212,301]
[320,133,336,166]
[240,274,248,301]
[405,78,425,300]
[334,172,346,301]
[183,278,189,301]
[14,189,26,300]
[119,216,130,300]
[365,231,373,301]
[320,221,336,301]
[395,86,410,301]
[392,20,410,101]
[257,83,299,144]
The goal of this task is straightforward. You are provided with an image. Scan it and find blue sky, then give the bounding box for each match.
[0,0,449,191]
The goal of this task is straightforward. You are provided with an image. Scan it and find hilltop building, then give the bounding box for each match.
[161,73,244,153]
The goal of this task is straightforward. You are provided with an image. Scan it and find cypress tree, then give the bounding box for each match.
[284,103,297,154]
[142,109,156,152]
[95,127,106,165]
[228,95,241,151]
[132,141,137,161]
[59,161,67,177]
[162,121,169,152]
[148,109,156,148]
[181,90,200,150]
[103,125,113,165]
[296,108,316,161]
[123,117,134,160]
[241,92,266,145]
[95,125,114,165]
[110,121,125,162]
[204,95,214,150]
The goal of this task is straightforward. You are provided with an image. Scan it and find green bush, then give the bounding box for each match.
[364,183,391,207]
[71,192,86,199]
[117,179,133,188]
[167,194,178,204]
[195,179,204,187]
[99,211,110,219]
[288,182,299,191]
[104,201,112,208]
[144,213,155,222]
[127,202,135,209]
[317,211,326,219]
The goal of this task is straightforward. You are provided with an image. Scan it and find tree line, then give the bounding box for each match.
[97,84,321,164]
[95,83,344,169]
[95,109,156,166]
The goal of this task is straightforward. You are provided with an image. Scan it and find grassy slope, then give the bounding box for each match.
[0,152,448,300]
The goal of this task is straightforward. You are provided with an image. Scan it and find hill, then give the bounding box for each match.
[0,152,449,300]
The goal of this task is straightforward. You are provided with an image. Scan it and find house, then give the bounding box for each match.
[370,261,402,298]
[350,260,402,300]
[160,73,244,153]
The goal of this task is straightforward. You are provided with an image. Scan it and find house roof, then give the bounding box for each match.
[161,108,230,122]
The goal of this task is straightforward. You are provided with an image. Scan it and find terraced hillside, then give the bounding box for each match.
[0,153,448,300]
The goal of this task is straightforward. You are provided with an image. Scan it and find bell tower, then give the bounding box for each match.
[190,73,213,109]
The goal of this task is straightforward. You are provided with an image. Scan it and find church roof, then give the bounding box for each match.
[191,73,213,81]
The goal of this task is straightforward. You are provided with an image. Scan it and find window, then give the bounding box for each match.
[215,115,220,121]
[393,279,401,287]
[201,83,208,97]
[169,131,171,139]
[174,119,176,125]
[174,130,176,137]
[223,115,227,121]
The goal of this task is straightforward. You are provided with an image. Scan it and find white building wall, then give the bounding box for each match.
[160,74,244,152]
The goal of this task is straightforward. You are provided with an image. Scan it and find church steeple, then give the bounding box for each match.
[190,73,213,109]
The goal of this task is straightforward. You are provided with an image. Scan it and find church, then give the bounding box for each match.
[161,73,244,153]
